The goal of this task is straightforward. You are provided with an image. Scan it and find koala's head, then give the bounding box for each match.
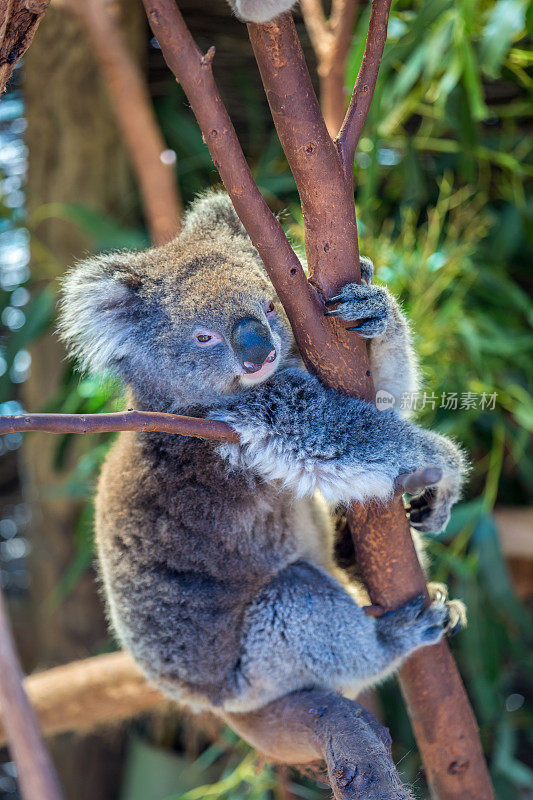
[58,192,296,411]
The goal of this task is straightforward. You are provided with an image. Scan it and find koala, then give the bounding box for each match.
[58,191,466,715]
[228,0,298,24]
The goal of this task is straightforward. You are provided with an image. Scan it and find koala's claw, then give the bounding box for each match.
[405,486,452,532]
[444,598,467,637]
[427,583,467,637]
[324,283,390,339]
[325,295,346,307]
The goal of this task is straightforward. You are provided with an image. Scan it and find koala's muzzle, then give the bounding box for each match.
[231,317,276,373]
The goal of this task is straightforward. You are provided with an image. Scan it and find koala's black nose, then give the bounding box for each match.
[231,317,276,373]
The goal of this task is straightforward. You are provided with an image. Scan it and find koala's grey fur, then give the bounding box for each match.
[58,192,466,714]
[228,0,298,24]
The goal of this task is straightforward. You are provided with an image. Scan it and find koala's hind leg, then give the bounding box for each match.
[224,560,450,713]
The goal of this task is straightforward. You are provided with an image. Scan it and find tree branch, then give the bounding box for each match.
[0,579,62,800]
[0,651,410,800]
[247,14,373,398]
[300,0,329,60]
[336,0,391,169]
[0,0,50,96]
[0,410,239,440]
[60,0,182,245]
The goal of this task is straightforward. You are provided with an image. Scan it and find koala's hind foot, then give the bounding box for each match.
[427,581,467,637]
[325,282,391,338]
[376,594,449,657]
[321,695,409,800]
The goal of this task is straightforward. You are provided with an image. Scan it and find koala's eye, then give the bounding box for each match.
[265,301,276,316]
[194,330,222,347]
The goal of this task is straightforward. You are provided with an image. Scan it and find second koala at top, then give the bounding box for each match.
[59,193,466,714]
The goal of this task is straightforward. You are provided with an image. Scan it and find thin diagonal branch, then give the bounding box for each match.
[336,0,392,169]
[0,580,63,800]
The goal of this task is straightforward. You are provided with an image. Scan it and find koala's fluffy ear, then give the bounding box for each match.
[227,0,297,23]
[182,191,250,242]
[58,254,145,377]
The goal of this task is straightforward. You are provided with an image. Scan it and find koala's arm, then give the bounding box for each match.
[211,367,465,532]
[325,257,419,403]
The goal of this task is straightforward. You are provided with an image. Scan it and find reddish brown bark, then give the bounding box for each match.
[0,0,49,95]
[0,410,238,440]
[0,582,62,800]
[63,0,182,244]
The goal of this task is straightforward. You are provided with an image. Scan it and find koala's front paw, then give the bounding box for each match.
[324,282,390,338]
[377,594,448,656]
[406,486,452,533]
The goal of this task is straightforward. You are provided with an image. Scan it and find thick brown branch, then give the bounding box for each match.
[248,15,373,399]
[0,651,409,800]
[336,0,391,169]
[0,0,49,96]
[63,0,182,244]
[0,410,239,440]
[0,582,62,800]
